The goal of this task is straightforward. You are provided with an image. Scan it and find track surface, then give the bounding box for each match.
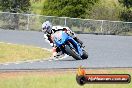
[0,29,132,70]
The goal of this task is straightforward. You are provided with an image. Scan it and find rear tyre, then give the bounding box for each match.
[65,45,82,60]
[81,50,88,59]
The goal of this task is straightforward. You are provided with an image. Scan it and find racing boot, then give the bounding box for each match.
[73,37,84,47]
[56,47,65,59]
[52,47,64,59]
[52,47,57,57]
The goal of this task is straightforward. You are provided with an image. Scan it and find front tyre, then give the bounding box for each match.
[81,50,88,59]
[65,45,82,60]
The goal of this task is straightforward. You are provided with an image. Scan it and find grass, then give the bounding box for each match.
[0,42,52,63]
[0,69,131,88]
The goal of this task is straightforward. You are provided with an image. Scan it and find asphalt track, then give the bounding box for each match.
[0,29,132,70]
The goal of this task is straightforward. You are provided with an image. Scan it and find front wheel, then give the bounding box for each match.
[65,45,82,60]
[81,50,88,59]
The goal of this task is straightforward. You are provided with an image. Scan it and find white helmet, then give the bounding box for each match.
[42,21,52,33]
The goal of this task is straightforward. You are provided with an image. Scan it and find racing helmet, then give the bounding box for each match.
[42,21,52,33]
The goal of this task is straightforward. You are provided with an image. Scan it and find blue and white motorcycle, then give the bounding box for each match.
[52,31,88,60]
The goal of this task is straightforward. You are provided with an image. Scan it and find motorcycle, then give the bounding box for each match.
[52,31,88,60]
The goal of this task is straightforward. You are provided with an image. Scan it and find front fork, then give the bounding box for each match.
[66,39,83,56]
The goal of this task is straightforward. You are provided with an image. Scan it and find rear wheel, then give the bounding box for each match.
[65,45,82,60]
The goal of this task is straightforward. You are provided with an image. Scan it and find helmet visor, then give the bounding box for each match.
[42,26,51,33]
[42,28,47,33]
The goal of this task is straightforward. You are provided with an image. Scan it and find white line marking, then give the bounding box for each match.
[29,61,33,63]
[48,55,69,61]
[14,62,19,64]
[39,60,44,62]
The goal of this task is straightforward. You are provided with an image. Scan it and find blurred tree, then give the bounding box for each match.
[42,0,98,18]
[0,0,31,13]
[86,0,123,21]
[120,8,132,21]
[0,0,11,12]
[0,0,31,30]
[118,0,132,21]
[118,0,132,8]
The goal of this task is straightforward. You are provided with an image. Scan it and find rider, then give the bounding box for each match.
[42,21,83,58]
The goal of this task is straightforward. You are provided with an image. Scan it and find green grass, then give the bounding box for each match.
[0,69,131,88]
[0,42,52,63]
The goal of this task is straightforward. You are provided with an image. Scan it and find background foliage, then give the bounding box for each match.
[0,0,31,13]
[42,0,98,18]
[0,0,132,21]
[119,0,132,21]
[85,0,123,21]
